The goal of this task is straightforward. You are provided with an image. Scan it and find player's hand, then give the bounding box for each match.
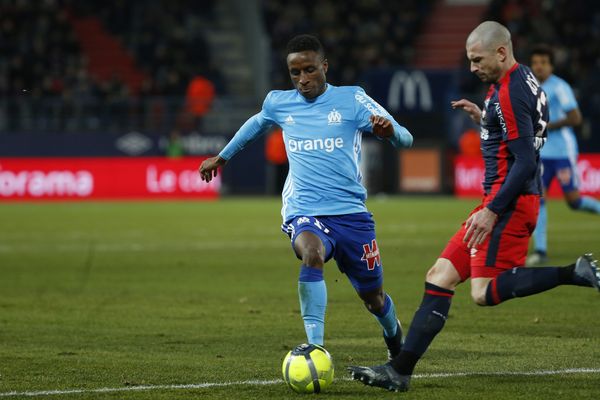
[451,99,482,125]
[463,207,497,249]
[370,115,394,138]
[199,156,227,182]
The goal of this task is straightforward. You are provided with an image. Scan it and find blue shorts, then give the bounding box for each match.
[542,158,579,193]
[281,212,383,292]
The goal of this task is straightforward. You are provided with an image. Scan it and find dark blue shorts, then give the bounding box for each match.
[541,158,579,193]
[281,212,383,292]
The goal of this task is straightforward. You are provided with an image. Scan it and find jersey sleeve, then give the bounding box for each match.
[219,92,277,160]
[498,80,535,141]
[556,80,578,113]
[486,137,538,215]
[353,87,413,148]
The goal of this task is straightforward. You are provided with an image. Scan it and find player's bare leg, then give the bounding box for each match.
[358,286,403,359]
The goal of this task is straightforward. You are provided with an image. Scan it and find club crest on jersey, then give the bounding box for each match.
[327,109,342,125]
[285,115,295,125]
[361,239,381,270]
[480,127,489,141]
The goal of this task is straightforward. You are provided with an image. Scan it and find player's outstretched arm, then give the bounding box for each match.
[370,115,413,148]
[451,99,482,125]
[199,156,227,182]
[200,105,274,182]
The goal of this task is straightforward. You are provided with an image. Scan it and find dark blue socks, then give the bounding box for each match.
[391,282,454,375]
[485,265,579,305]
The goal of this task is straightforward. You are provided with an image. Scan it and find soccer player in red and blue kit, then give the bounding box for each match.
[348,21,600,392]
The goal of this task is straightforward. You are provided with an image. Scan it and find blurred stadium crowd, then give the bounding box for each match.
[0,0,221,133]
[0,0,598,141]
[485,0,600,121]
[263,0,433,88]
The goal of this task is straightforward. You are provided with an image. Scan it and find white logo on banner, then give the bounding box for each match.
[578,160,600,192]
[146,166,220,193]
[116,131,152,155]
[0,166,93,197]
[387,70,433,112]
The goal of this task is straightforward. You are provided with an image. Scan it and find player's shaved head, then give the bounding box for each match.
[465,21,516,83]
[467,21,513,54]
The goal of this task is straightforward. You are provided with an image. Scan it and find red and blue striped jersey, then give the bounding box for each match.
[480,63,549,212]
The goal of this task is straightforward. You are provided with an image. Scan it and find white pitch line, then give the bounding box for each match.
[0,380,282,398]
[411,368,600,378]
[1,368,599,398]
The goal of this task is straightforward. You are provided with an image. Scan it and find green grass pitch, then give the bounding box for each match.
[0,197,599,399]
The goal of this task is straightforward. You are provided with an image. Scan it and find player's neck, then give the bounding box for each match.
[497,60,518,83]
[315,83,328,97]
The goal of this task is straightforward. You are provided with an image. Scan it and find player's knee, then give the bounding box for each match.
[470,287,488,306]
[425,264,460,290]
[425,266,438,282]
[363,293,385,314]
[300,246,325,268]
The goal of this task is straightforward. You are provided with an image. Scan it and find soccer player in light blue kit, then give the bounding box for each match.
[199,35,413,357]
[526,45,600,266]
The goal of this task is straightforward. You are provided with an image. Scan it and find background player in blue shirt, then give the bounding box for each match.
[199,35,413,358]
[349,21,599,393]
[526,45,600,266]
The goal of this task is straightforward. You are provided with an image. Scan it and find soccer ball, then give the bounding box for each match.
[282,343,334,393]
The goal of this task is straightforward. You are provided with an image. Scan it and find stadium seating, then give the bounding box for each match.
[0,0,598,143]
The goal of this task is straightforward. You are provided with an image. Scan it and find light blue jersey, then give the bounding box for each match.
[539,74,579,160]
[219,84,413,221]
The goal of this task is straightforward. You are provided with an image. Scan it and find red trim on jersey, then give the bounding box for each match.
[498,64,520,140]
[485,84,495,101]
[489,278,501,305]
[489,140,509,196]
[425,289,454,298]
[499,63,519,84]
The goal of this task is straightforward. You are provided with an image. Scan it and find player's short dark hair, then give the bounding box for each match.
[286,34,325,58]
[530,44,554,65]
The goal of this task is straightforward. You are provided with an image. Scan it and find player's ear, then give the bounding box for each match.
[496,46,507,62]
[322,59,328,74]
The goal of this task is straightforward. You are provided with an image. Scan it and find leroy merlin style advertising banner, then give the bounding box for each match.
[0,157,219,201]
[455,154,600,197]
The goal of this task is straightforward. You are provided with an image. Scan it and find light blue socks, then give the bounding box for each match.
[533,198,547,254]
[298,265,327,346]
[579,196,600,213]
[371,293,398,338]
